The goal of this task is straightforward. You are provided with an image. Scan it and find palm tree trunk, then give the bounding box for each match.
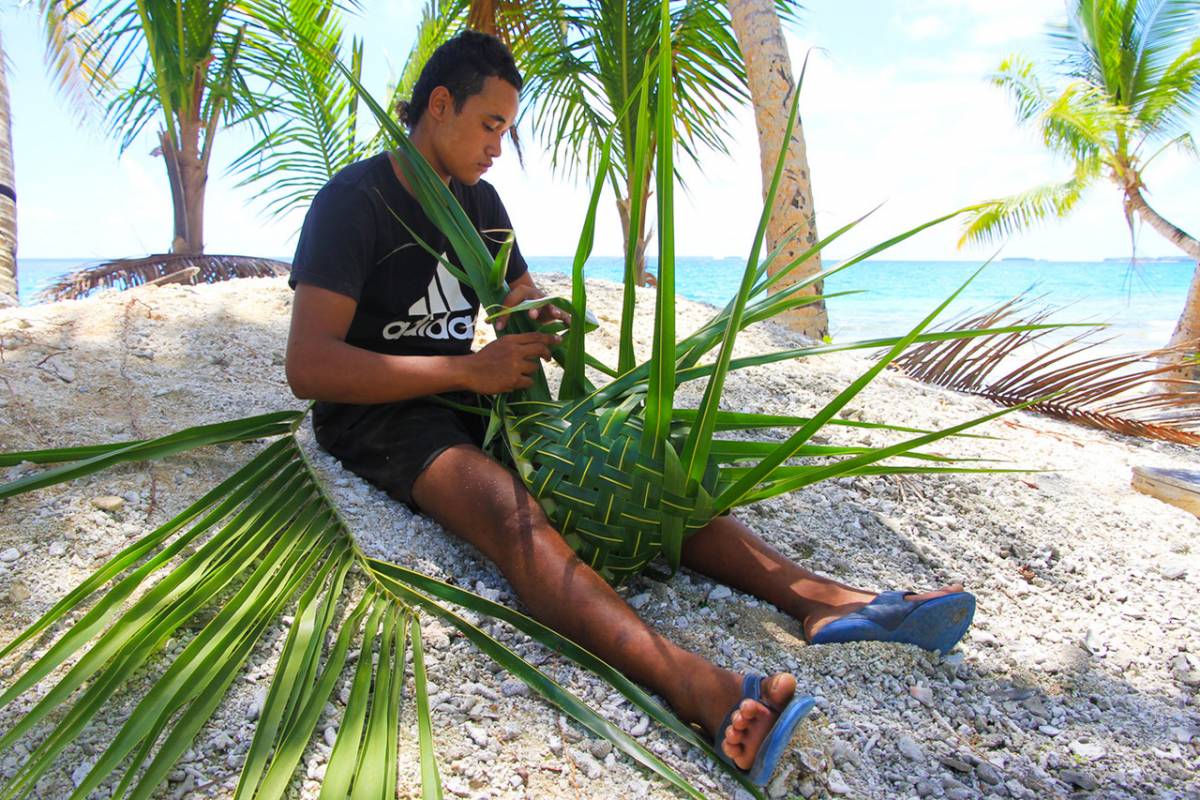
[1125,185,1200,379]
[161,123,207,256]
[0,31,17,307]
[726,0,827,340]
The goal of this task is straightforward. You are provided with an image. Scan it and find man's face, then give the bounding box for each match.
[429,76,519,185]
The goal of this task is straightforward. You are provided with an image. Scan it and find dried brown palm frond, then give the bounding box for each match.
[891,294,1200,446]
[37,253,290,303]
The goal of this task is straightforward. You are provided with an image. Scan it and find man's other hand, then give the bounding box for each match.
[465,332,560,393]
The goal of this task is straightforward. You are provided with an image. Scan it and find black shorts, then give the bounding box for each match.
[313,393,489,509]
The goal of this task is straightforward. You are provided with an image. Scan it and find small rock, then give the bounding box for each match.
[628,592,651,610]
[498,722,522,741]
[247,687,267,721]
[71,760,94,788]
[909,685,933,706]
[569,749,603,780]
[1060,769,1098,791]
[1168,726,1194,744]
[48,541,67,557]
[6,582,30,603]
[795,777,818,799]
[630,715,649,737]
[897,735,925,761]
[589,738,613,759]
[1038,725,1061,736]
[1068,740,1105,761]
[831,739,859,767]
[707,585,732,602]
[941,652,965,672]
[465,723,488,747]
[915,780,936,797]
[1159,563,1187,580]
[0,548,19,563]
[976,762,1001,785]
[938,755,973,773]
[826,768,852,795]
[91,495,126,512]
[323,725,338,748]
[945,789,971,800]
[500,678,528,697]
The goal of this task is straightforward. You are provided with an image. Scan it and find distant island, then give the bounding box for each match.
[1102,255,1193,263]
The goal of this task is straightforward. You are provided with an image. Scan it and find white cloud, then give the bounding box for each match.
[904,15,952,41]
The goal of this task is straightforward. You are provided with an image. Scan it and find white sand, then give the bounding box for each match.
[0,275,1197,799]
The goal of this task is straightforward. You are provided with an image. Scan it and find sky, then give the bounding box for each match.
[1,0,1197,263]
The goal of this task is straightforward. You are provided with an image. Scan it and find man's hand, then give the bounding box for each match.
[494,276,570,331]
[464,332,560,393]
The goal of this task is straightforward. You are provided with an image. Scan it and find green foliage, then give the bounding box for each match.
[37,0,249,152]
[961,0,1200,247]
[230,0,369,219]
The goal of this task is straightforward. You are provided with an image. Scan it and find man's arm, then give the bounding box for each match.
[285,282,558,403]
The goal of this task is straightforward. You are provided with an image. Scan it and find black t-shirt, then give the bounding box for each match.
[289,152,528,357]
[289,152,528,431]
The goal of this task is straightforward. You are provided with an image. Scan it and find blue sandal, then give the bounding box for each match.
[808,590,975,653]
[714,674,816,787]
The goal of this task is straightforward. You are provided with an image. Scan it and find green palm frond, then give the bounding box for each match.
[230,0,370,219]
[1134,36,1200,138]
[958,169,1096,247]
[991,58,1117,162]
[0,418,731,799]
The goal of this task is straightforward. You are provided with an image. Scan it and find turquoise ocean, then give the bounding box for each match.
[14,256,1193,355]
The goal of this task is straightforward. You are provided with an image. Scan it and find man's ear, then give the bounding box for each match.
[427,86,453,122]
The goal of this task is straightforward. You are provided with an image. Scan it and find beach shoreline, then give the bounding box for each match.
[0,275,1197,799]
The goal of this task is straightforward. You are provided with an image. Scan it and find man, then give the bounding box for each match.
[286,31,975,787]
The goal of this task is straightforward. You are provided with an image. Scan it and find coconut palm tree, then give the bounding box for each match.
[960,0,1200,369]
[31,0,300,297]
[725,0,828,340]
[0,30,16,308]
[0,9,1053,797]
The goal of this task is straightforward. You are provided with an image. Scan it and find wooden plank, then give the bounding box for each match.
[1132,466,1200,518]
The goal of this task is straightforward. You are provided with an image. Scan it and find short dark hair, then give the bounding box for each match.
[400,31,523,130]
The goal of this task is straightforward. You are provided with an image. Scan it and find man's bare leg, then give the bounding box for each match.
[680,514,962,640]
[412,445,795,769]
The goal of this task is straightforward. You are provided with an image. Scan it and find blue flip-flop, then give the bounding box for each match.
[715,673,816,787]
[808,590,976,653]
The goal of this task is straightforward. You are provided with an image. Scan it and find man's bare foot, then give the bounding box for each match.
[803,584,965,642]
[718,673,797,770]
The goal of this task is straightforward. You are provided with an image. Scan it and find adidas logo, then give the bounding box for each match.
[382,259,475,341]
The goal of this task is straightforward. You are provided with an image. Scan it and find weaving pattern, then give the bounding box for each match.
[508,400,719,583]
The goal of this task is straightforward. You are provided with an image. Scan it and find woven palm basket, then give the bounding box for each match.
[505,398,721,583]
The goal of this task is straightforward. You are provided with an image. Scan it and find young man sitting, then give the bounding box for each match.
[285,31,975,787]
